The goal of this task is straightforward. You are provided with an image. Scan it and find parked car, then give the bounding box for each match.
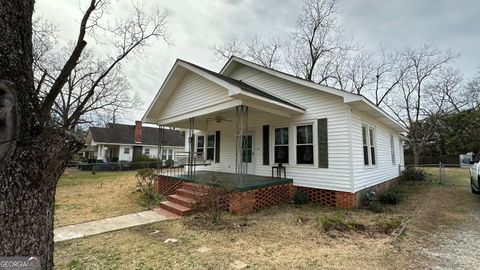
[470,152,480,194]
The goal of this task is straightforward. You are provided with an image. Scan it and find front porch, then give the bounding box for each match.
[155,170,294,215]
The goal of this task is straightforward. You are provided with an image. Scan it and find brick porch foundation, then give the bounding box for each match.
[154,175,398,214]
[229,183,293,214]
[154,175,184,196]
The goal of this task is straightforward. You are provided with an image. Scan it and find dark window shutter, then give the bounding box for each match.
[263,125,270,165]
[317,118,328,168]
[215,131,220,163]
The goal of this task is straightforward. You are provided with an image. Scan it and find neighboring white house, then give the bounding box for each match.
[83,121,185,162]
[142,56,407,207]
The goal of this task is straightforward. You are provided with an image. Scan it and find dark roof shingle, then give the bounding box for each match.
[90,123,184,146]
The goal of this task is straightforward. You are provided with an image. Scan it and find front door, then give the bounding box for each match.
[132,146,142,161]
[242,135,255,174]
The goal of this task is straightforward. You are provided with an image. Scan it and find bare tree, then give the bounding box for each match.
[465,71,480,110]
[36,44,142,129]
[431,67,465,113]
[212,36,283,69]
[0,0,168,268]
[286,0,352,83]
[384,45,458,165]
[212,39,245,62]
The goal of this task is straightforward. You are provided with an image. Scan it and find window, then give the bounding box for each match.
[296,125,314,164]
[168,150,173,160]
[207,135,215,160]
[362,124,376,166]
[242,135,253,163]
[274,127,289,164]
[197,136,204,157]
[161,149,167,160]
[390,135,395,165]
[369,128,376,165]
[144,148,150,155]
[362,126,369,165]
[124,147,130,154]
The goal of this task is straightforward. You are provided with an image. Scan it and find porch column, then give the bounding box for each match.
[157,124,165,170]
[187,117,195,179]
[235,105,248,179]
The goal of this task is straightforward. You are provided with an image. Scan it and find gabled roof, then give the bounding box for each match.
[89,123,184,146]
[142,59,305,124]
[221,56,407,133]
[182,60,305,110]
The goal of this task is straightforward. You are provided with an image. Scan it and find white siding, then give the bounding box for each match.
[351,109,402,191]
[119,145,133,161]
[167,64,403,193]
[211,65,352,192]
[160,72,233,120]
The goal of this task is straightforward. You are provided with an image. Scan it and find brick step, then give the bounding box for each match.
[176,188,206,199]
[182,182,205,190]
[168,194,196,207]
[158,201,193,216]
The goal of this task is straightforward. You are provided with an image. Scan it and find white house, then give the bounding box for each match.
[83,121,185,162]
[142,56,407,207]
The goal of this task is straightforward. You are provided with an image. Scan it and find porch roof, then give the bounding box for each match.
[184,61,305,111]
[142,60,305,125]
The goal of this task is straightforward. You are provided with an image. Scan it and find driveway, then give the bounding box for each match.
[420,179,480,269]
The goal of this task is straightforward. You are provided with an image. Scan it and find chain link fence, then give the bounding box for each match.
[75,160,179,173]
[405,163,470,185]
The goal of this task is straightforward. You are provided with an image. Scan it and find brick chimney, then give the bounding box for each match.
[134,120,142,143]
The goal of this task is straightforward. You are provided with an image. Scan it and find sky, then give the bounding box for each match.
[36,0,480,124]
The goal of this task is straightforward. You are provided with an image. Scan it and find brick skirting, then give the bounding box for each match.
[293,186,356,208]
[229,183,293,214]
[154,175,390,213]
[154,175,184,196]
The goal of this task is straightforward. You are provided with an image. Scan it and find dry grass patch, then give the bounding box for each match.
[55,170,145,227]
[54,168,477,269]
[55,203,412,269]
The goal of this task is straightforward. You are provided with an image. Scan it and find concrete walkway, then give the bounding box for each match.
[54,209,176,242]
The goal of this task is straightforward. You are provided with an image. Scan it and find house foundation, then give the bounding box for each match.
[154,174,399,214]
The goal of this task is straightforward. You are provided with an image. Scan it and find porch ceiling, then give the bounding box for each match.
[161,106,283,130]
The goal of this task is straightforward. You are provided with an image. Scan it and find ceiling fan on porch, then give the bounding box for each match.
[207,115,232,123]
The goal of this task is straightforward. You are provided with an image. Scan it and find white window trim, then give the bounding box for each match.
[196,135,205,158]
[294,123,316,167]
[144,148,150,155]
[362,123,377,167]
[206,133,216,161]
[390,135,396,165]
[272,126,290,165]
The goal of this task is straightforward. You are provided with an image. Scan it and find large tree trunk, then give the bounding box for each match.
[0,1,83,269]
[0,130,82,268]
[412,143,421,166]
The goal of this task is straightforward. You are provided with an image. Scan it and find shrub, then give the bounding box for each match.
[191,176,233,226]
[135,168,161,210]
[402,167,425,181]
[293,191,309,205]
[376,218,402,234]
[368,201,386,213]
[378,191,401,205]
[319,213,364,232]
